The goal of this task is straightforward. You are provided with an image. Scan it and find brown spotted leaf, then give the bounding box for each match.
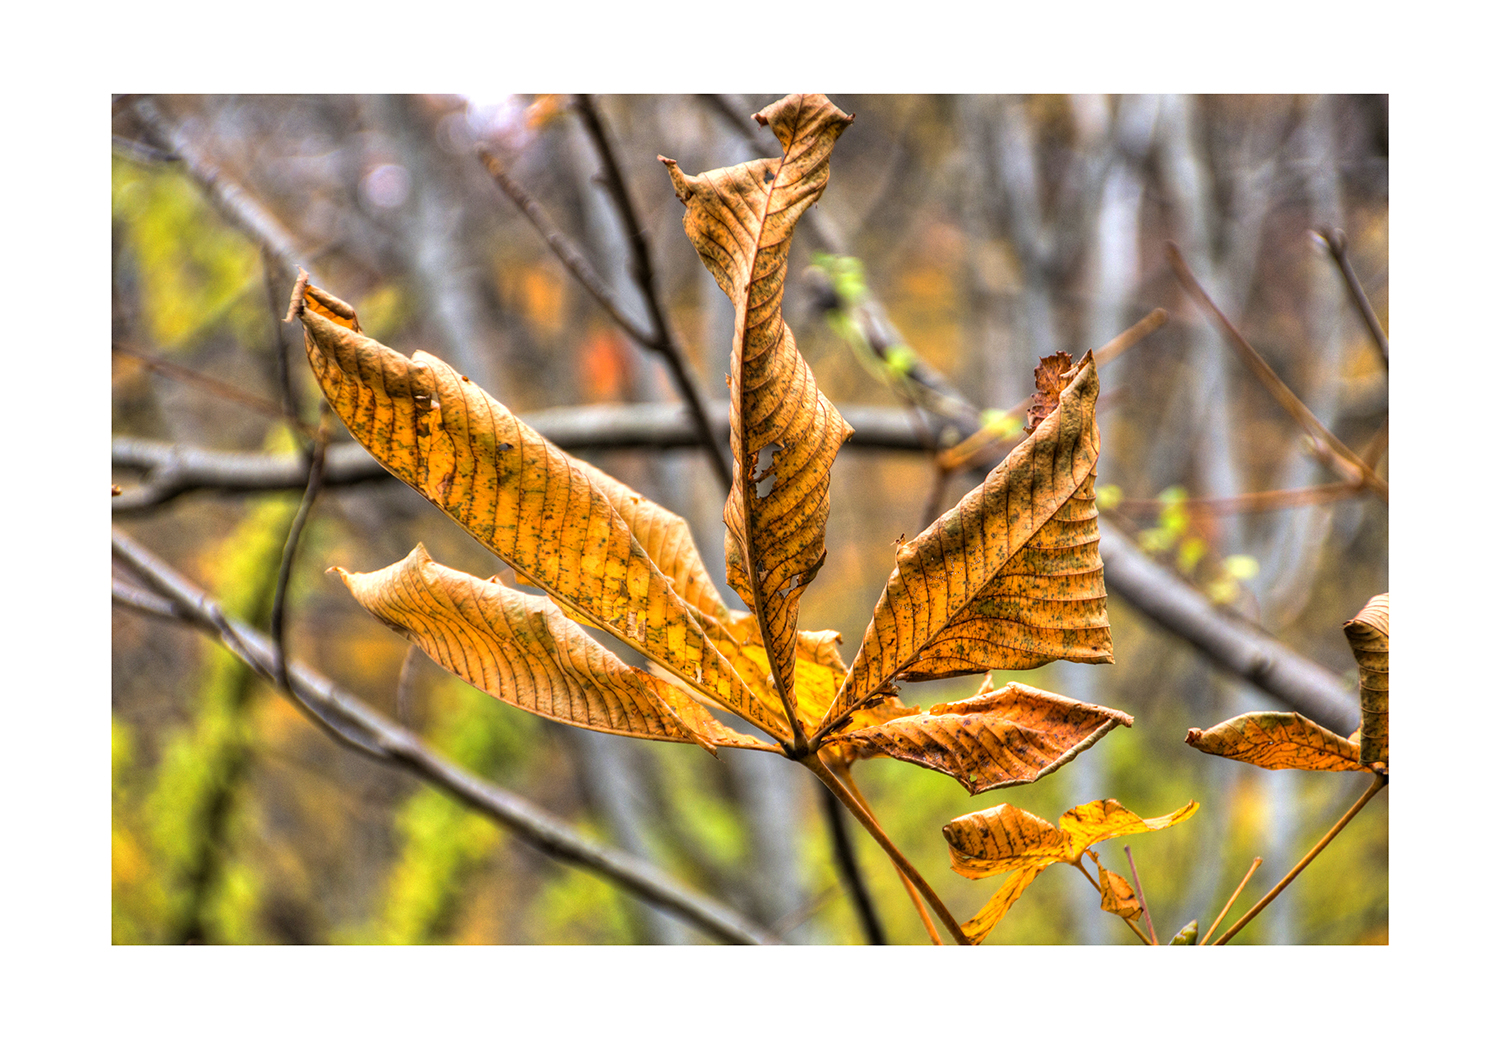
[819,355,1112,738]
[944,798,1196,943]
[823,677,1132,794]
[337,546,775,753]
[294,282,769,734]
[1185,711,1368,771]
[1344,592,1389,772]
[662,93,856,735]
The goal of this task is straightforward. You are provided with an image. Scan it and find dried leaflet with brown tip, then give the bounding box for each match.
[1344,593,1388,772]
[295,281,772,737]
[337,546,774,754]
[662,94,855,737]
[823,677,1132,794]
[820,353,1112,737]
[1184,711,1367,771]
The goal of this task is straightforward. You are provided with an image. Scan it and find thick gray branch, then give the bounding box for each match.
[111,528,778,946]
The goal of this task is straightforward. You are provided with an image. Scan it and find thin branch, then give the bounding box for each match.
[836,761,942,944]
[1316,227,1388,369]
[1097,522,1359,735]
[816,782,888,944]
[477,139,734,489]
[112,341,316,439]
[130,97,321,282]
[1166,241,1388,502]
[1200,856,1262,945]
[1122,845,1157,944]
[571,95,733,492]
[1109,482,1365,518]
[801,754,969,945]
[109,403,946,514]
[110,528,780,946]
[1215,773,1387,945]
[270,407,329,692]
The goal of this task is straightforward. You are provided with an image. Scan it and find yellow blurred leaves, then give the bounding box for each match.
[943,799,1198,943]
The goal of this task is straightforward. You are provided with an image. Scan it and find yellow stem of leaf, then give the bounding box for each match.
[1200,856,1262,945]
[802,755,969,945]
[834,762,943,945]
[1214,773,1387,945]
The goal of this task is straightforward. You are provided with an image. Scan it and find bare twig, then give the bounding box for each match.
[1215,773,1387,944]
[110,528,779,946]
[836,761,942,945]
[815,782,888,944]
[1108,482,1364,518]
[1200,856,1262,945]
[270,406,329,692]
[1317,227,1388,369]
[130,97,320,281]
[802,754,969,944]
[1166,242,1388,502]
[571,95,734,491]
[477,140,733,489]
[1122,845,1157,944]
[112,341,317,440]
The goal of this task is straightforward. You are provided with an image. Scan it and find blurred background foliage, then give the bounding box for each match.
[111,94,1387,944]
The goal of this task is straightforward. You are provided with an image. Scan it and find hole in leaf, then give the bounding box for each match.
[754,443,781,499]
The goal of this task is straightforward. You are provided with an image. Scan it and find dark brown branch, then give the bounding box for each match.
[270,407,329,691]
[1316,227,1388,370]
[110,528,779,946]
[479,126,734,491]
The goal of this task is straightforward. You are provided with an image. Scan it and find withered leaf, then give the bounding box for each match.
[1024,351,1078,437]
[944,798,1197,943]
[337,546,775,753]
[820,355,1112,737]
[1344,592,1388,771]
[662,94,855,731]
[1185,711,1368,772]
[822,677,1132,794]
[1098,868,1143,921]
[294,282,767,732]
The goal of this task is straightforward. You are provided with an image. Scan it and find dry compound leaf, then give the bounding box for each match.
[1344,592,1388,772]
[944,798,1196,943]
[662,94,856,730]
[337,546,775,753]
[820,354,1111,737]
[294,281,769,734]
[1185,711,1367,772]
[823,677,1132,794]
